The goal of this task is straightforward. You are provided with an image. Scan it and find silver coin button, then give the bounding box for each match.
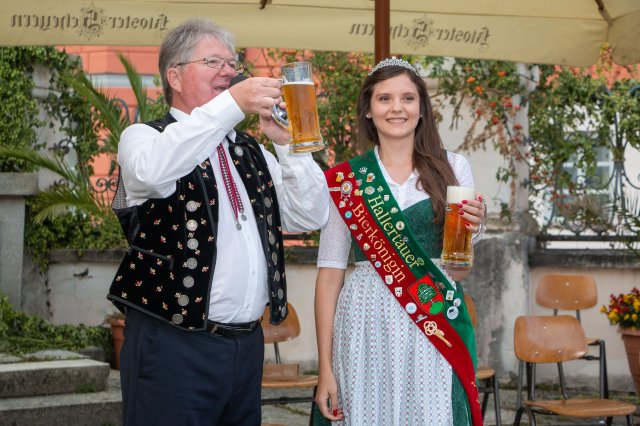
[268,232,276,245]
[183,276,195,288]
[186,220,198,231]
[272,252,278,264]
[186,258,197,269]
[172,314,184,324]
[234,146,243,156]
[186,201,198,212]
[187,238,199,250]
[178,295,189,306]
[264,197,272,208]
[277,289,284,299]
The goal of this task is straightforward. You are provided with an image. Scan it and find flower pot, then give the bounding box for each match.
[106,317,125,370]
[618,326,640,395]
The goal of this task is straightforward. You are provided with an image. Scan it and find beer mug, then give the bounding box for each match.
[440,186,486,269]
[271,62,325,154]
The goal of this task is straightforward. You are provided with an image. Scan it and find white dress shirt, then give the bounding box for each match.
[117,90,329,323]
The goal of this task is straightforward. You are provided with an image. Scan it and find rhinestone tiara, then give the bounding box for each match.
[368,57,419,76]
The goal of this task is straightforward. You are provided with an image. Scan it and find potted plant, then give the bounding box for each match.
[601,287,640,394]
[104,312,126,369]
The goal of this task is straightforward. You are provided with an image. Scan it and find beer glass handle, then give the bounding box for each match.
[471,200,486,246]
[271,105,289,129]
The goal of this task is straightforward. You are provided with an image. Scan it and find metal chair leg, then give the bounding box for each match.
[480,378,490,418]
[516,360,524,408]
[599,340,609,399]
[493,374,502,426]
[557,362,569,399]
[307,386,318,426]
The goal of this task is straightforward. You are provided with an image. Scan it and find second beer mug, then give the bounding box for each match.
[272,62,325,154]
[441,186,486,269]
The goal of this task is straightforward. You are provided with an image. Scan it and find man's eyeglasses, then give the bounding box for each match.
[175,56,245,73]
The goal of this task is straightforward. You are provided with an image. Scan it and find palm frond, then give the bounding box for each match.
[31,185,107,224]
[0,146,82,183]
[61,71,130,151]
[117,53,151,122]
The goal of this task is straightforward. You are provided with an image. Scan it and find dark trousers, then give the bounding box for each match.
[120,309,264,426]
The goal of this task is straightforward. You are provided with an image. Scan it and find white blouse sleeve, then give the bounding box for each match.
[447,151,475,188]
[317,200,351,269]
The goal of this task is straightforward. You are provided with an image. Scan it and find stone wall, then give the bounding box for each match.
[0,173,39,309]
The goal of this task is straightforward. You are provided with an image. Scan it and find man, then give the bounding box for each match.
[107,18,329,426]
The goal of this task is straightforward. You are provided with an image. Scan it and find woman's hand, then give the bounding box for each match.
[315,369,344,421]
[458,193,485,234]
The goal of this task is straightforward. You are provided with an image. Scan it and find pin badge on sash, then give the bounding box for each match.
[408,279,445,315]
[447,306,459,320]
[340,181,352,196]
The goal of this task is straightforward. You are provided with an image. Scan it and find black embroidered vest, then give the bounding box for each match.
[108,113,288,330]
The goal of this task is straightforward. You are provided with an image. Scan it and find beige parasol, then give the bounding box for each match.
[1,0,639,66]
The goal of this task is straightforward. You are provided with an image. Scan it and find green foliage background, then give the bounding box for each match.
[0,291,112,360]
[0,48,172,269]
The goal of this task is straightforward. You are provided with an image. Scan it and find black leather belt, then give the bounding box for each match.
[206,319,261,337]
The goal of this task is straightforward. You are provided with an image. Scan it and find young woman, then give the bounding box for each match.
[314,58,486,425]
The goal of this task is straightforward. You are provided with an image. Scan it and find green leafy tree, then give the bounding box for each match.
[0,49,168,269]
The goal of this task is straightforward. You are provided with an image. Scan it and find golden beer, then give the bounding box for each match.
[274,62,325,154]
[282,81,323,151]
[441,186,476,268]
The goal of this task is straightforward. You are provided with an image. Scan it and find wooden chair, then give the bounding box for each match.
[261,303,318,425]
[535,273,609,398]
[464,294,502,426]
[513,315,636,426]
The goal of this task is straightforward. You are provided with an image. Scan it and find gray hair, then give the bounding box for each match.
[159,18,236,105]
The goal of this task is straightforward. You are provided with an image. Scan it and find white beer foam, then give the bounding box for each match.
[283,80,314,85]
[446,186,475,204]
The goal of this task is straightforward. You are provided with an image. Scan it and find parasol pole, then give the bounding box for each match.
[375,0,390,62]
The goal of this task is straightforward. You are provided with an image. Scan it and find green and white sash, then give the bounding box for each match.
[325,150,482,426]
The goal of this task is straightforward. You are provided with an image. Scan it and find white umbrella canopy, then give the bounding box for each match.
[1,0,639,66]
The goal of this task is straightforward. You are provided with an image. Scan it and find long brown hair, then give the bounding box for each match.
[357,65,457,225]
